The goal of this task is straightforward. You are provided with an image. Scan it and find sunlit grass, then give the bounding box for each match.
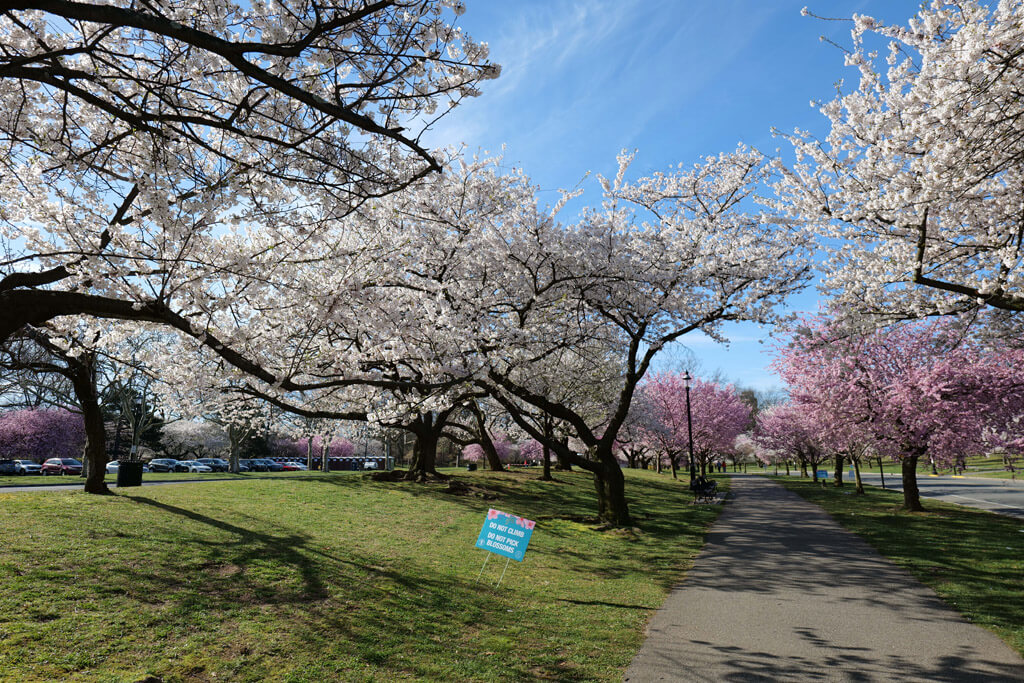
[0,470,325,487]
[0,468,723,682]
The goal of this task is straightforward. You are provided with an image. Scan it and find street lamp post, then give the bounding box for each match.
[684,372,697,484]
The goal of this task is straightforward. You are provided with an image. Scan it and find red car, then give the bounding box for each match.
[41,458,83,475]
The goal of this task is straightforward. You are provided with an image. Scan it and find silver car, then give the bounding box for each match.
[13,459,41,475]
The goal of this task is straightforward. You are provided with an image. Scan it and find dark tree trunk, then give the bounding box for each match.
[592,457,631,526]
[877,456,886,489]
[470,402,505,471]
[901,454,925,511]
[404,412,451,482]
[68,354,110,495]
[833,453,845,487]
[668,454,678,480]
[555,437,572,471]
[540,442,553,481]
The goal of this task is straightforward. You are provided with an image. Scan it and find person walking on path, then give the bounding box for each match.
[625,475,1024,682]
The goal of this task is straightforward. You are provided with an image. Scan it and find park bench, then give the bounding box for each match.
[689,478,718,504]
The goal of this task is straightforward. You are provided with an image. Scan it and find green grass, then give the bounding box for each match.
[0,468,724,682]
[0,470,325,487]
[773,477,1024,657]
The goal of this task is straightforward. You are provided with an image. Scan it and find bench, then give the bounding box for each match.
[689,478,718,504]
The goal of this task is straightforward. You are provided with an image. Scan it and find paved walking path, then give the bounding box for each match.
[624,475,1024,682]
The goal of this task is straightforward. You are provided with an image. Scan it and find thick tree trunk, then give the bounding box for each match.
[785,459,790,476]
[901,454,925,511]
[555,437,572,471]
[592,459,631,526]
[68,354,110,495]
[833,453,845,487]
[404,412,450,482]
[405,429,445,481]
[539,442,553,481]
[668,455,678,480]
[470,402,505,471]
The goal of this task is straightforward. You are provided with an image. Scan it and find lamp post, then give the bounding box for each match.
[683,371,697,484]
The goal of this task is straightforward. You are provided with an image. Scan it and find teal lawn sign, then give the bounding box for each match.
[475,508,535,587]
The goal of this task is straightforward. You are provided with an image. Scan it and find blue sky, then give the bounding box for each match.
[422,0,926,391]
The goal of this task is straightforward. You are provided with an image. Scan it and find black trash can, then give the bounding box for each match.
[466,463,477,471]
[116,461,144,487]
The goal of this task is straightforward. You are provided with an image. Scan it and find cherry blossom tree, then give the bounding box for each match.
[774,2,1024,326]
[753,402,829,482]
[464,149,810,525]
[0,0,498,383]
[773,317,1024,510]
[642,373,751,479]
[161,421,230,461]
[461,435,512,465]
[0,408,85,461]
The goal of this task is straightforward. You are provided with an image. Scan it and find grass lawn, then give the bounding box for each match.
[773,477,1024,657]
[0,468,724,682]
[0,470,325,488]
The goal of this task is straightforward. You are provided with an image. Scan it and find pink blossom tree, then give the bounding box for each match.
[518,439,543,465]
[0,408,85,461]
[753,402,830,482]
[773,318,1024,510]
[462,434,514,466]
[643,373,752,479]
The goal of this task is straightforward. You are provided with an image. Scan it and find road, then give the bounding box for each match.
[779,470,1024,520]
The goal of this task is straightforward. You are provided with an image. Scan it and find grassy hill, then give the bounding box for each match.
[0,468,722,682]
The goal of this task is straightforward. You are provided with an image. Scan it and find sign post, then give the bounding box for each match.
[474,508,535,587]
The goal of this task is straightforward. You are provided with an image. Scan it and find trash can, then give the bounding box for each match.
[466,463,477,471]
[117,461,144,487]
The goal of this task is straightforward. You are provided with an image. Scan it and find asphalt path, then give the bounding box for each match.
[625,475,1024,682]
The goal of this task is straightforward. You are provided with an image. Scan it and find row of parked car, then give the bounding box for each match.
[0,457,311,476]
[0,458,80,475]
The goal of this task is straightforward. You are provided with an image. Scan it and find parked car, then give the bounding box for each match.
[40,458,83,475]
[179,460,213,473]
[196,458,229,472]
[257,459,284,472]
[13,460,42,475]
[147,458,185,473]
[238,458,260,471]
[0,459,18,475]
[281,461,308,471]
